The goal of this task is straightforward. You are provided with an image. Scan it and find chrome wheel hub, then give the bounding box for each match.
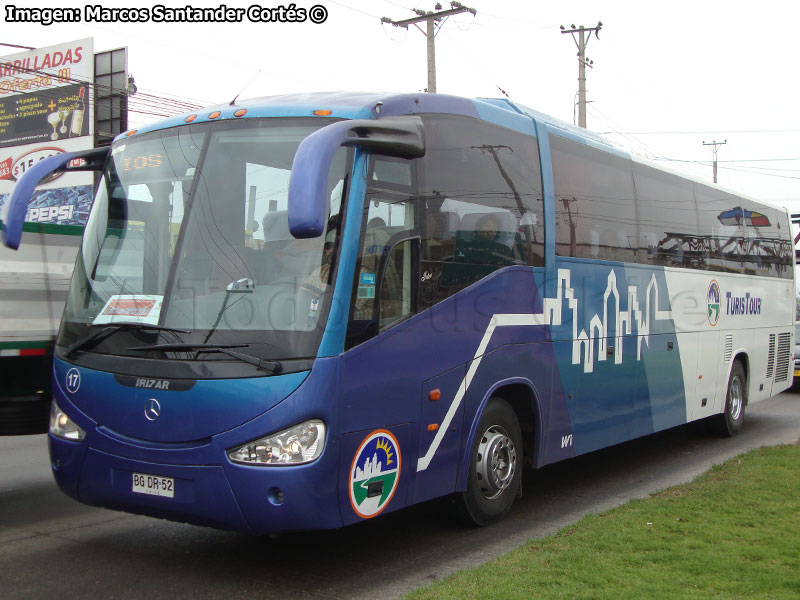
[475,425,517,500]
[729,376,743,421]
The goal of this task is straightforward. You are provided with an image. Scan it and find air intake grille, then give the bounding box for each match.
[766,334,776,378]
[724,334,733,365]
[774,332,791,383]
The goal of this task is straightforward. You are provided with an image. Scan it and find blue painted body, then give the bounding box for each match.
[42,92,701,534]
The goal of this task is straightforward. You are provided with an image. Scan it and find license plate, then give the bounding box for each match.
[132,472,175,498]
[794,369,800,377]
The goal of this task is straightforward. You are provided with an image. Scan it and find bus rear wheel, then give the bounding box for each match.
[709,361,746,437]
[456,398,522,526]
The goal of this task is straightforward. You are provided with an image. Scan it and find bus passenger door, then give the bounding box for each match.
[415,365,467,504]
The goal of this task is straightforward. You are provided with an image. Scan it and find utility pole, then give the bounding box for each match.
[560,21,602,128]
[702,139,727,183]
[382,2,476,93]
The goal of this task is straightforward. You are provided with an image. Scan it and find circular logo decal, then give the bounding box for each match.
[65,368,81,393]
[349,429,401,519]
[707,280,721,326]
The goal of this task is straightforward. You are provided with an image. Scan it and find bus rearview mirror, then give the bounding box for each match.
[1,147,110,250]
[287,117,425,239]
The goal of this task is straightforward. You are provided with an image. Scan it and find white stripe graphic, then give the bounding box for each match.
[417,268,672,472]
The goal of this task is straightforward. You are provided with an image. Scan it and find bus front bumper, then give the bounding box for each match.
[49,435,343,535]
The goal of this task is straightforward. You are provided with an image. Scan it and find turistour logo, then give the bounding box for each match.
[707,280,720,326]
[349,429,401,519]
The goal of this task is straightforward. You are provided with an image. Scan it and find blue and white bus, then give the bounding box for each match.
[2,92,794,532]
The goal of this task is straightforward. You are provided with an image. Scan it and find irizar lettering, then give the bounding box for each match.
[135,378,170,390]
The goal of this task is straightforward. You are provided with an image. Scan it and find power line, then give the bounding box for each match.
[0,64,205,132]
[0,42,35,50]
[442,29,510,98]
[327,0,383,19]
[599,129,800,135]
[0,62,203,113]
[653,157,800,180]
[716,158,800,163]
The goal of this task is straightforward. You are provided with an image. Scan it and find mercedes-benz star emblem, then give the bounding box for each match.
[144,398,161,421]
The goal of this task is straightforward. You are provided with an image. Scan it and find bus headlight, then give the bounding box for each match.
[227,420,325,466]
[49,401,86,441]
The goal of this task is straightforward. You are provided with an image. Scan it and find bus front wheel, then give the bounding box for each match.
[710,361,746,437]
[456,398,522,526]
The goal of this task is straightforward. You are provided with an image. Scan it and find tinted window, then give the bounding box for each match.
[694,183,746,273]
[418,114,543,309]
[551,135,637,262]
[695,184,791,278]
[548,133,789,278]
[633,164,700,268]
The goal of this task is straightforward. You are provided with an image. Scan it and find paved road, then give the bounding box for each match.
[2,391,798,599]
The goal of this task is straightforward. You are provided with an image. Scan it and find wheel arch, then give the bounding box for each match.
[728,351,750,405]
[455,377,543,492]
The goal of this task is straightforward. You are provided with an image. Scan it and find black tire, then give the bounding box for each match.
[709,361,746,437]
[455,398,523,526]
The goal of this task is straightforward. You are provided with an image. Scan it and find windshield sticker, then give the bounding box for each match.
[357,286,376,299]
[358,273,376,299]
[93,295,163,325]
[349,429,401,519]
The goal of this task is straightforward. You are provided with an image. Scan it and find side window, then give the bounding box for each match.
[551,134,637,263]
[633,164,699,269]
[694,184,745,274]
[418,114,543,310]
[346,158,417,348]
[695,185,792,279]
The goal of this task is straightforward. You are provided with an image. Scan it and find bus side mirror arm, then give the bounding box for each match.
[287,117,425,239]
[1,146,110,250]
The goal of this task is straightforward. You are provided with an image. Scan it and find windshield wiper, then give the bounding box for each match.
[128,343,282,375]
[64,322,191,358]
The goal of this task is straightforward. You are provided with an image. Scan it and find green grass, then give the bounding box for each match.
[406,443,800,599]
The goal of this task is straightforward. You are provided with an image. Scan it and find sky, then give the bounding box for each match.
[2,0,800,215]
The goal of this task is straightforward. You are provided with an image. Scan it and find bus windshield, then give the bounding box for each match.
[57,118,348,365]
